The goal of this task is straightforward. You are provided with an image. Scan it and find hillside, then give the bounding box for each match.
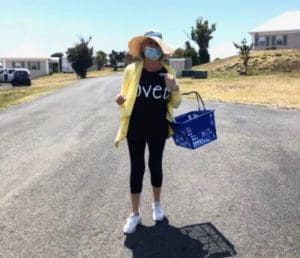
[194,49,300,77]
[179,49,300,109]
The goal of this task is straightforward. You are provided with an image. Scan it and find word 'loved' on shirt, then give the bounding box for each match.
[137,84,171,100]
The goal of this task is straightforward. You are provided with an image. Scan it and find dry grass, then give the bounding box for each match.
[0,68,120,109]
[179,72,300,109]
[31,73,78,87]
[196,49,300,77]
[183,49,300,109]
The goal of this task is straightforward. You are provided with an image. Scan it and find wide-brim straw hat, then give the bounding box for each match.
[128,31,175,59]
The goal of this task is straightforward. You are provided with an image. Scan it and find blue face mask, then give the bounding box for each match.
[144,46,162,60]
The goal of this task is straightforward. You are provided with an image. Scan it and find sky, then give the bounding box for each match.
[0,0,299,60]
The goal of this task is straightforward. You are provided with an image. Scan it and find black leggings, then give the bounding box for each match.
[127,138,166,194]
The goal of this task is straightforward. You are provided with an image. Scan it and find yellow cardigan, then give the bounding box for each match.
[114,60,182,148]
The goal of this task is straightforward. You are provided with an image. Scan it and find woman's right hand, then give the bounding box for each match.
[115,93,127,105]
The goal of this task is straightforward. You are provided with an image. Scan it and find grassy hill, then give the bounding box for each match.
[194,49,300,77]
[178,49,300,109]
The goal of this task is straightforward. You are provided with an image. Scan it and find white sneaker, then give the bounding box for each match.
[152,202,165,221]
[123,213,142,234]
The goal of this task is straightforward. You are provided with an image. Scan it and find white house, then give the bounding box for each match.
[0,57,59,78]
[249,11,300,50]
[0,46,58,78]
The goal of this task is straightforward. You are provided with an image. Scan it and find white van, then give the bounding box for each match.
[62,66,74,73]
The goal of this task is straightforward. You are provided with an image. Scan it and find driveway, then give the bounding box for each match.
[0,74,299,257]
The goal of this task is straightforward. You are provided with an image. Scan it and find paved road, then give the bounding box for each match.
[0,75,299,257]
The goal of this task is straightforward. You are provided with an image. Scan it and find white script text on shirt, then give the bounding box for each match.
[137,84,170,100]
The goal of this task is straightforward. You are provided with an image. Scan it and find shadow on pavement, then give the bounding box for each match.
[124,218,236,258]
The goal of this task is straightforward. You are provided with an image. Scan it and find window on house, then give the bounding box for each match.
[258,36,266,46]
[30,61,40,70]
[276,35,283,45]
[15,61,25,68]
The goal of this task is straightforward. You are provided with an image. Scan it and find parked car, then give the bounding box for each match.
[11,70,31,86]
[0,69,5,82]
[0,69,8,82]
[7,68,16,82]
[116,62,126,68]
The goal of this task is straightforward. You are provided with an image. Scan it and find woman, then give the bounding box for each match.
[115,30,182,234]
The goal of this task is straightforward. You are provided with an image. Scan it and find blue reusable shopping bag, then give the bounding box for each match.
[171,91,217,149]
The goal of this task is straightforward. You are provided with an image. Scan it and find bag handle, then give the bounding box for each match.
[181,91,206,111]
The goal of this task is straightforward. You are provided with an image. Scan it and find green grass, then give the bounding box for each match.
[0,85,69,109]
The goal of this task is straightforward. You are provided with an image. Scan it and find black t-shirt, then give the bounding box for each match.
[127,67,171,139]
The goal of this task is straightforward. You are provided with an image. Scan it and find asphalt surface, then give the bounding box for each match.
[0,74,299,258]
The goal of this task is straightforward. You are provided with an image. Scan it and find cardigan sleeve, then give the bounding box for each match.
[170,90,182,108]
[162,63,182,108]
[121,66,130,96]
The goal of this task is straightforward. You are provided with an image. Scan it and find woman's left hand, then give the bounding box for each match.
[160,73,179,91]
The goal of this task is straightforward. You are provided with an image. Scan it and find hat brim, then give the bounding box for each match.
[128,35,174,58]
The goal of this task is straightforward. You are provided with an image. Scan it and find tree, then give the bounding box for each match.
[95,50,107,70]
[66,37,93,78]
[173,48,185,58]
[116,51,126,63]
[108,50,127,71]
[124,52,136,64]
[191,17,216,64]
[183,41,199,66]
[50,52,63,72]
[233,38,253,75]
[109,50,118,71]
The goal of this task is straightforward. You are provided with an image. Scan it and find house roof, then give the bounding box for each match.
[249,11,300,33]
